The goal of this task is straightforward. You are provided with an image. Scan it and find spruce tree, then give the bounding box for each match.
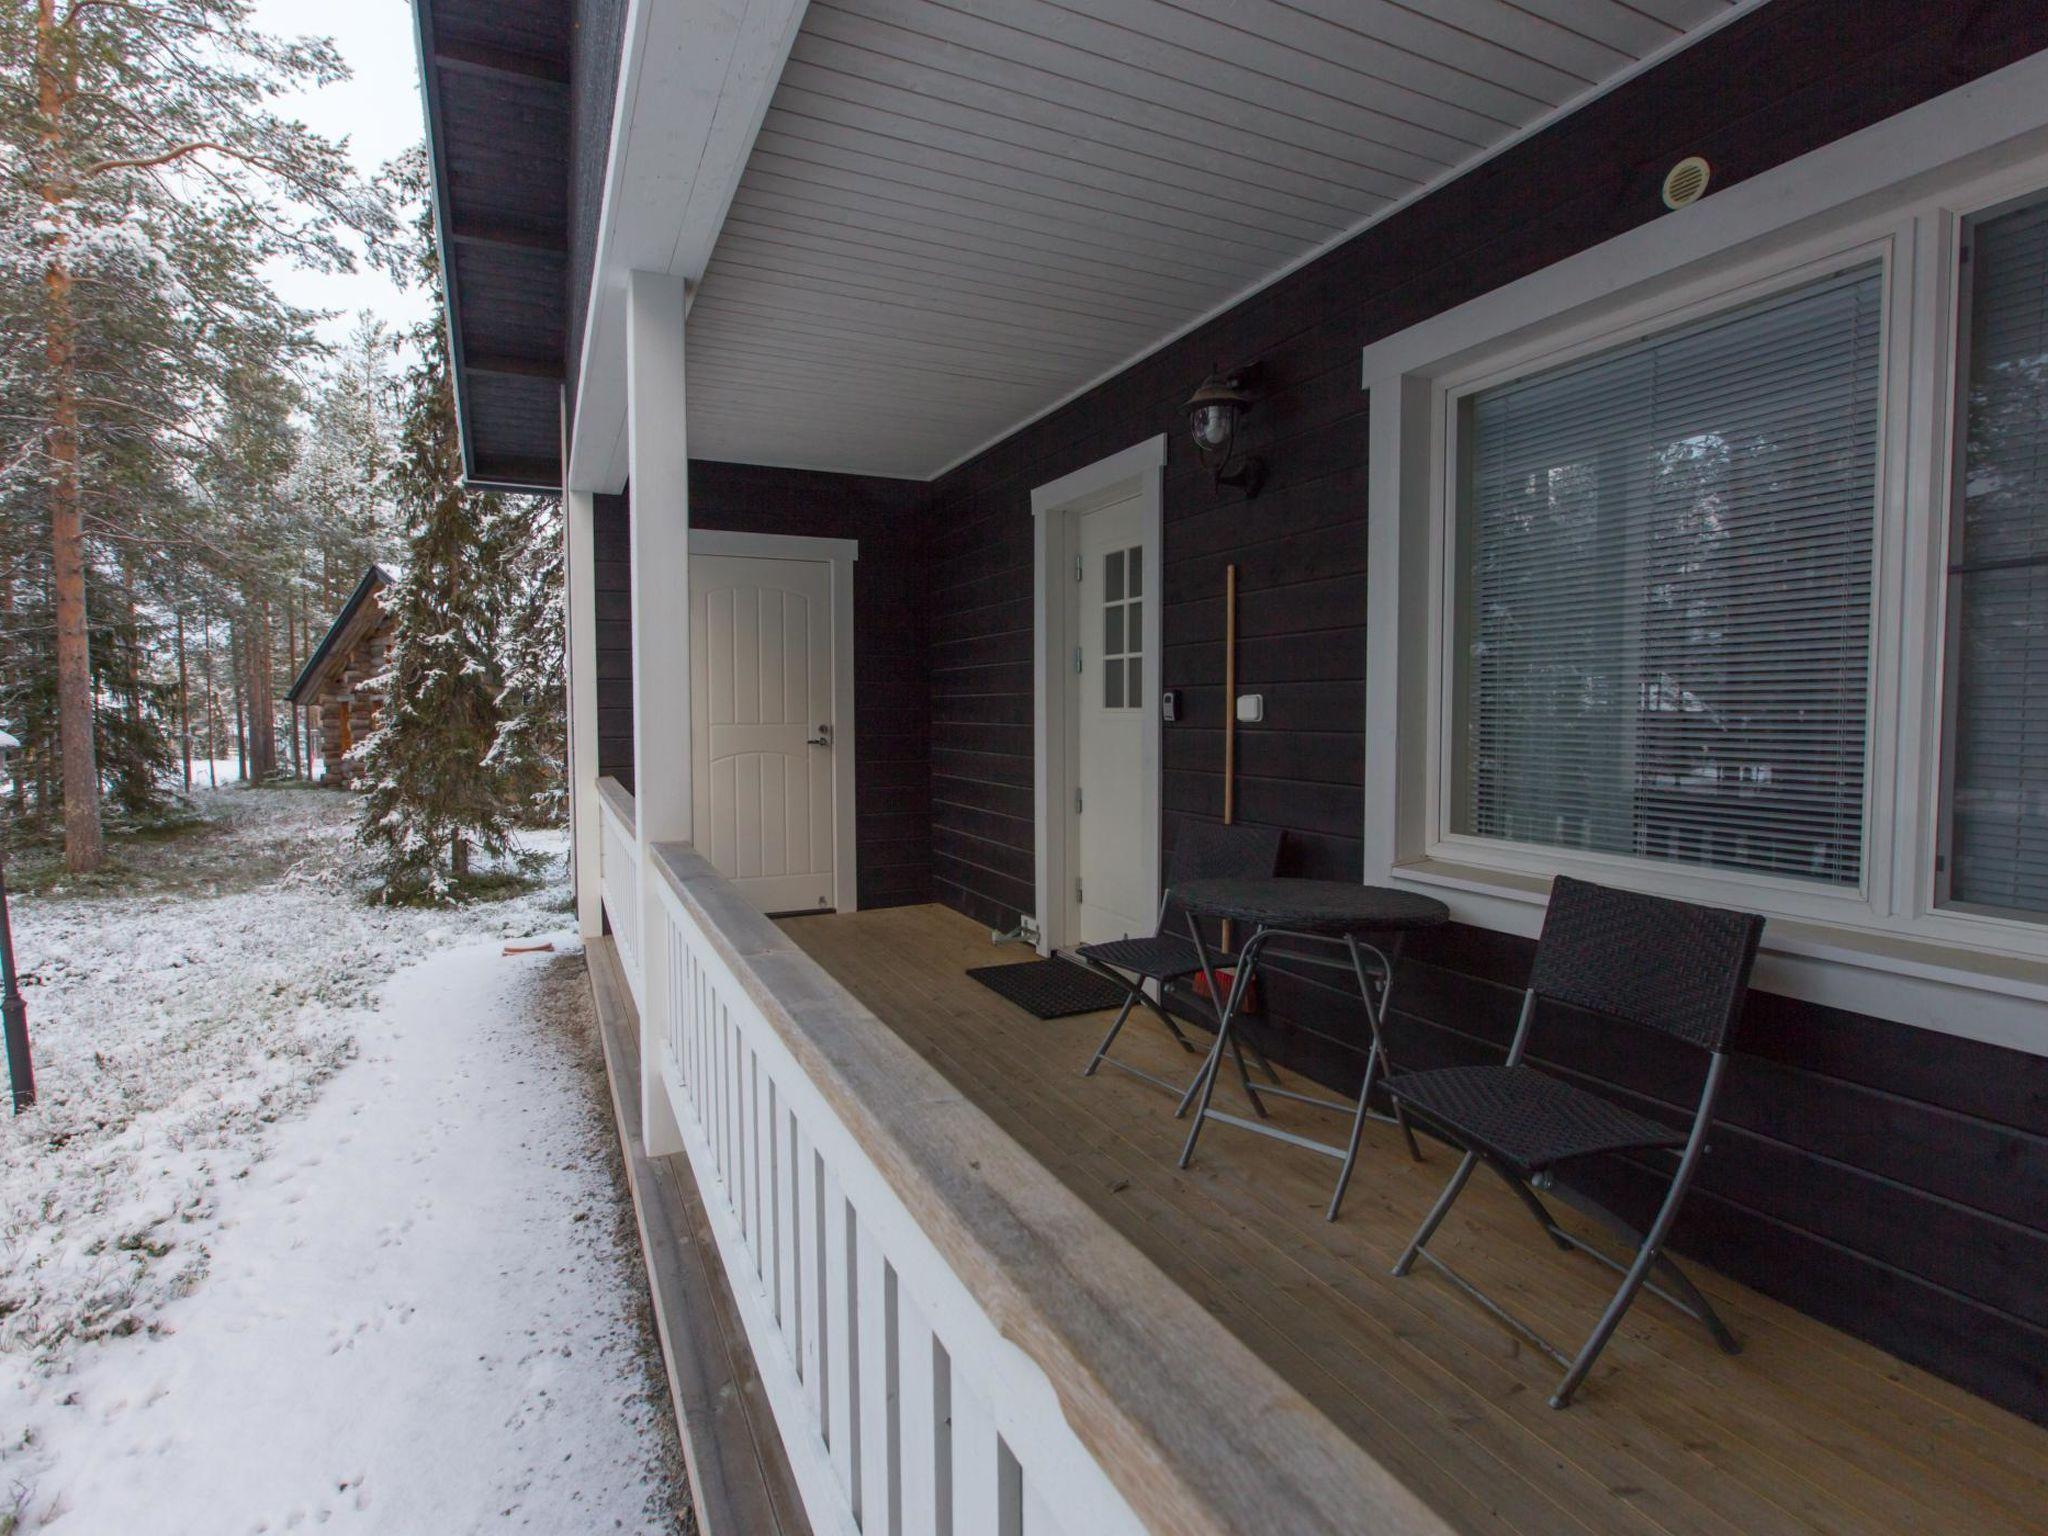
[353,164,513,903]
[484,496,567,827]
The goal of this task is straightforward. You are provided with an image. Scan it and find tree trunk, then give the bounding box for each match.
[286,592,300,779]
[200,604,217,789]
[176,607,191,790]
[39,0,101,872]
[247,598,276,780]
[231,619,246,781]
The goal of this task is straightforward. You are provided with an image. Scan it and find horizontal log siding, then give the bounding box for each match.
[592,490,634,787]
[590,463,931,909]
[921,0,2048,1425]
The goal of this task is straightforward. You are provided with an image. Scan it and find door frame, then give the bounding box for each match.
[1030,436,1166,954]
[688,528,860,915]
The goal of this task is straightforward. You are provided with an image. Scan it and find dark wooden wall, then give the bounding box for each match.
[591,490,633,786]
[920,0,2048,1425]
[588,463,931,910]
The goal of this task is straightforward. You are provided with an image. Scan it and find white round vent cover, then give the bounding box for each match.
[1663,156,1711,210]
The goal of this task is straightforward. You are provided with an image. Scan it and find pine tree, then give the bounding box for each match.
[354,159,514,902]
[484,496,567,826]
[4,1,389,868]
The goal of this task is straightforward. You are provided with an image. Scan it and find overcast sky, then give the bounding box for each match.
[251,0,433,348]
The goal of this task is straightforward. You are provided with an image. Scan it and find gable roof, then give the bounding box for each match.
[286,564,400,705]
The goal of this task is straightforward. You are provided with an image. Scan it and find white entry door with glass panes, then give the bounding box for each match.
[690,553,837,915]
[1069,496,1153,943]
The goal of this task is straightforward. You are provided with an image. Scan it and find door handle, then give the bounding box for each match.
[807,724,832,747]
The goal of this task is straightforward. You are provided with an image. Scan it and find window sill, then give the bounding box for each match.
[1383,857,2048,1058]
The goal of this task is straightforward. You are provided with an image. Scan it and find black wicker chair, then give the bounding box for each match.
[1386,876,1763,1408]
[1066,821,1284,1113]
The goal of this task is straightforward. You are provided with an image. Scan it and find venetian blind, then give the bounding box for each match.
[1452,263,1884,887]
[1948,198,2048,916]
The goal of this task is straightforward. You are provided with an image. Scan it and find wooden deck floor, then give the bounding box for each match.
[782,903,2048,1536]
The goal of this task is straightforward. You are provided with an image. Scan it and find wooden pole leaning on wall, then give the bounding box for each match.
[1222,564,1238,952]
[1223,563,1238,826]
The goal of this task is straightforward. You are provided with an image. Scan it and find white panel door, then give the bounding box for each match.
[691,554,837,914]
[1071,496,1152,944]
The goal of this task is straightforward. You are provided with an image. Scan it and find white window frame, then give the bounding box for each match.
[1429,240,1904,924]
[1361,57,2048,1053]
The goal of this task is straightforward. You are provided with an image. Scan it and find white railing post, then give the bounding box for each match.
[627,267,692,1159]
[564,479,602,941]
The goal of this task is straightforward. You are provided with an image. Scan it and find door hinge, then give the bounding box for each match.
[1075,876,1084,904]
[1073,645,1083,675]
[1075,554,1083,582]
[1074,786,1083,814]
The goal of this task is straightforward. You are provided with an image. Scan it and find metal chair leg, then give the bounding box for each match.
[1134,987,1199,1053]
[1549,1060,1725,1407]
[1082,991,1141,1077]
[1485,1161,1577,1253]
[1391,1149,1479,1276]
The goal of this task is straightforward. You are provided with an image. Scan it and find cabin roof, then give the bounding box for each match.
[287,564,400,705]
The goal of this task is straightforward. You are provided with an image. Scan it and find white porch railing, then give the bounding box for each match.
[597,777,641,1008]
[647,841,1445,1536]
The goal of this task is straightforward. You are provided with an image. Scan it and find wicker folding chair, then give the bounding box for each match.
[1386,876,1763,1408]
[1067,821,1284,1113]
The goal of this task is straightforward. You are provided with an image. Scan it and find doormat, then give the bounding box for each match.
[966,959,1127,1020]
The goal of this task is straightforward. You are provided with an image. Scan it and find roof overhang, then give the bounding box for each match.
[563,0,810,493]
[424,0,1776,489]
[412,0,570,492]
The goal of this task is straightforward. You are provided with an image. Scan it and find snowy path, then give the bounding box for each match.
[12,938,673,1533]
[0,790,684,1533]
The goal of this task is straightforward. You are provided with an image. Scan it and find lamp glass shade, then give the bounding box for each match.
[1191,401,1236,450]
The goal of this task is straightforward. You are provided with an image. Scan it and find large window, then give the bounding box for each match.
[1451,265,1885,888]
[1944,197,2048,918]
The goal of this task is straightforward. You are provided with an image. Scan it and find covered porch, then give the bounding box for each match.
[586,788,2048,1534]
[411,0,2048,1529]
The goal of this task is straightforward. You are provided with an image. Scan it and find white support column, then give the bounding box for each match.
[628,268,692,1159]
[563,480,602,941]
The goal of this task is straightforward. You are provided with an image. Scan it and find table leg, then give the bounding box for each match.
[1178,926,1264,1168]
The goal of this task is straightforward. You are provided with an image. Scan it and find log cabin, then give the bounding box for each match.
[285,564,398,787]
[412,2,2048,1531]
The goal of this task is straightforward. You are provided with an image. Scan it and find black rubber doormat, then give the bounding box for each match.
[966,959,1127,1019]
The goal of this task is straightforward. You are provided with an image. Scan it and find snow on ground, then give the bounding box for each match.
[0,786,686,1533]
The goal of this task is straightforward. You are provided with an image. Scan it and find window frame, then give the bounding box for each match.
[1359,73,2048,1048]
[1422,237,1910,928]
[1929,187,2048,928]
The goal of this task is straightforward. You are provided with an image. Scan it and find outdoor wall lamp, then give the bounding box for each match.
[1186,368,1265,498]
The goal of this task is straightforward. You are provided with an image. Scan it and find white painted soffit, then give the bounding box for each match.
[569,0,1766,489]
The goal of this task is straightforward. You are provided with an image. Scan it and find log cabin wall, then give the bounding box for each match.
[590,461,931,909]
[313,618,393,786]
[918,0,2048,1424]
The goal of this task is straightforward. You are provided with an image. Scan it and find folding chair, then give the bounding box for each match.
[1066,821,1284,1113]
[1386,876,1762,1408]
